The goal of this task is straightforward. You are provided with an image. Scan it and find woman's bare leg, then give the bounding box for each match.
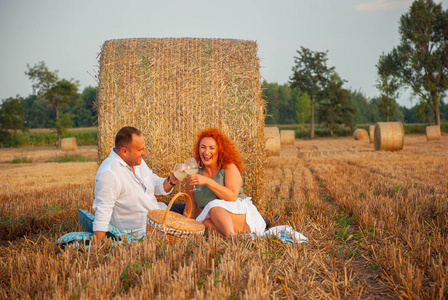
[207,207,249,238]
[207,207,234,237]
[203,218,220,237]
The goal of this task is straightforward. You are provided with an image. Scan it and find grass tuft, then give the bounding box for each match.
[6,157,32,164]
[46,155,96,163]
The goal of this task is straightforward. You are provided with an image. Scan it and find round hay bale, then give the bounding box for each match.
[374,122,404,151]
[353,129,369,141]
[426,125,441,141]
[61,137,77,151]
[369,125,375,143]
[97,38,266,202]
[280,130,295,145]
[264,127,280,156]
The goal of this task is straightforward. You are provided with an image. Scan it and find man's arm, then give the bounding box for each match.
[93,170,120,241]
[162,171,181,192]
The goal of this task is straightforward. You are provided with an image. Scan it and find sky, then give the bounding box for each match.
[1,0,447,108]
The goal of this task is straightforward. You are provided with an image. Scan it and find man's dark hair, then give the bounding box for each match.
[115,126,142,150]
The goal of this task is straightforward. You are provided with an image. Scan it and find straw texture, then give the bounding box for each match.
[97,38,266,202]
[426,126,441,141]
[61,137,77,151]
[280,130,295,145]
[374,122,404,151]
[264,127,281,156]
[369,125,375,143]
[353,129,369,141]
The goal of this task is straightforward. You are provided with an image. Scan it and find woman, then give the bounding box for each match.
[184,128,266,238]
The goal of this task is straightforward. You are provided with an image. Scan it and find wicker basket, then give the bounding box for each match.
[147,192,205,244]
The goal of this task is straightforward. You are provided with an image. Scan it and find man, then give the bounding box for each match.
[93,126,184,241]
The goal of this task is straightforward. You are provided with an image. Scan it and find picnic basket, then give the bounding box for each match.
[147,192,205,243]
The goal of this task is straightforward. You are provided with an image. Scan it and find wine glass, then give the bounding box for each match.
[173,163,187,193]
[184,158,199,191]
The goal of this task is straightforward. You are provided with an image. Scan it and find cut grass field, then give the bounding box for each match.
[0,135,447,299]
[0,145,98,164]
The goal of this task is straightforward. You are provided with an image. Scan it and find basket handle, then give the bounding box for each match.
[161,192,193,229]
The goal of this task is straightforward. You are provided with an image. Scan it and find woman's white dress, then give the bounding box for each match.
[195,197,266,234]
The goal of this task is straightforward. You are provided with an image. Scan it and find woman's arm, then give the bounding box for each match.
[190,163,242,202]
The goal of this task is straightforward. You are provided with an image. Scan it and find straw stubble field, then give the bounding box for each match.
[0,135,447,299]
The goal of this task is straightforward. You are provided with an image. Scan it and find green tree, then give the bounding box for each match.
[289,47,334,139]
[80,86,97,126]
[440,100,448,122]
[277,84,298,124]
[69,86,97,127]
[262,81,281,124]
[391,0,448,125]
[391,107,405,122]
[416,102,433,124]
[368,97,383,123]
[348,90,372,124]
[262,82,298,124]
[24,94,53,128]
[318,73,355,136]
[0,96,26,146]
[296,92,311,130]
[25,62,79,147]
[376,52,400,121]
[401,105,419,123]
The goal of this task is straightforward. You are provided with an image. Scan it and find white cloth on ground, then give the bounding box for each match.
[195,197,266,234]
[260,225,308,244]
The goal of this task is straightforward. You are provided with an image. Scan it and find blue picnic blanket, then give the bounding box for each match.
[57,210,308,247]
[56,209,137,247]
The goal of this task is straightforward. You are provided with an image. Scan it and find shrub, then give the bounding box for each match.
[1,128,97,147]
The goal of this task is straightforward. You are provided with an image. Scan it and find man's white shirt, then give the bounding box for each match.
[93,149,170,238]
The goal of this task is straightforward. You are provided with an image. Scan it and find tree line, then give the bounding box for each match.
[0,62,96,147]
[263,81,448,125]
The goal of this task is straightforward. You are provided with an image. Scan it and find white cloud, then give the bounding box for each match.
[354,0,414,11]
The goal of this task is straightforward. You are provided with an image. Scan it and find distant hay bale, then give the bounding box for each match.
[264,127,281,156]
[280,130,295,145]
[97,38,266,201]
[374,122,404,151]
[353,129,369,141]
[61,137,77,151]
[369,125,375,143]
[426,126,441,141]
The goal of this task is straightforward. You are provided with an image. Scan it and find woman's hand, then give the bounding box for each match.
[188,163,242,202]
[188,174,209,186]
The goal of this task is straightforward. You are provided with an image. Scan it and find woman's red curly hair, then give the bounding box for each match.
[194,128,244,174]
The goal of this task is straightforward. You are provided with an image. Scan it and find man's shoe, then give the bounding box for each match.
[264,213,280,229]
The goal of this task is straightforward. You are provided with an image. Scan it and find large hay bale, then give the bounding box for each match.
[280,130,295,145]
[264,127,281,156]
[374,122,404,151]
[97,38,266,201]
[353,129,369,141]
[426,125,441,141]
[369,125,375,143]
[61,137,77,151]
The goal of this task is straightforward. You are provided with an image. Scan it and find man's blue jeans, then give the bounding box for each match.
[165,202,186,215]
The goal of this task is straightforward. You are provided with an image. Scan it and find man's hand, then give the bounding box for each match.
[169,170,181,184]
[94,231,106,241]
[163,170,182,192]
